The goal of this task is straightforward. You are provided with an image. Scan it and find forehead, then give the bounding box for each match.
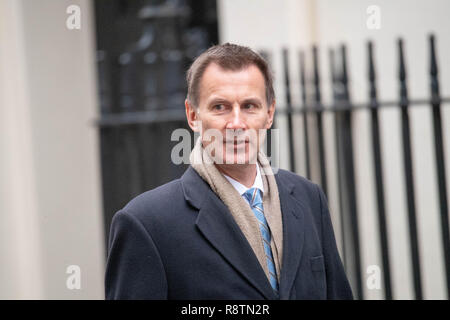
[198,63,266,102]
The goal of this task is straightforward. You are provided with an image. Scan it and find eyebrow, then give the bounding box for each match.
[241,98,262,106]
[206,97,263,106]
[207,97,229,106]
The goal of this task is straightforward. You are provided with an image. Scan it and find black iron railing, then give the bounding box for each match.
[276,34,449,300]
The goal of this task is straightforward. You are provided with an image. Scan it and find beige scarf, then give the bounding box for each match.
[189,136,284,282]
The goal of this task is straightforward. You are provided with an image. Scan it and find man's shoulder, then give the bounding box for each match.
[274,168,318,190]
[274,168,324,207]
[120,178,184,221]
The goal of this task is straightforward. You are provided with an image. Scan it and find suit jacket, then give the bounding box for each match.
[105,166,353,300]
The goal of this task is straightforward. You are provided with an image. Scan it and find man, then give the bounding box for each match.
[105,43,353,300]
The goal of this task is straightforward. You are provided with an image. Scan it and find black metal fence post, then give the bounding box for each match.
[428,34,450,299]
[337,44,363,299]
[329,48,347,272]
[299,51,311,179]
[283,48,296,173]
[312,46,328,196]
[367,41,393,300]
[398,38,423,300]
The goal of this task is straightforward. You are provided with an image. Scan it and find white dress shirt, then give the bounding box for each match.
[222,163,264,205]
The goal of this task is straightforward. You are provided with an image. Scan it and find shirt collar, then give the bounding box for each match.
[223,162,264,196]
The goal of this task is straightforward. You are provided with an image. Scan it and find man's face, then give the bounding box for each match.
[186,63,275,165]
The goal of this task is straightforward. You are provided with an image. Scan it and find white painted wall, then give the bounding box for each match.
[0,0,104,299]
[0,0,44,299]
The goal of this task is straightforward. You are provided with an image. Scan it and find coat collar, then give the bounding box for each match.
[181,166,305,299]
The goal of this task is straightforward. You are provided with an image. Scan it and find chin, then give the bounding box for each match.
[219,151,258,165]
[205,140,259,165]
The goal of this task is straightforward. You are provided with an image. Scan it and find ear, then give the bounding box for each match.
[185,99,200,132]
[265,100,276,129]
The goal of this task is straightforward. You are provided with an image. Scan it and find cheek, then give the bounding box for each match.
[199,118,226,144]
[249,115,270,129]
[201,118,226,133]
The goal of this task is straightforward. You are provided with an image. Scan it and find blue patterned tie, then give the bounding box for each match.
[243,187,279,293]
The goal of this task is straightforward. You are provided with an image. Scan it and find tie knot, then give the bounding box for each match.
[244,187,263,207]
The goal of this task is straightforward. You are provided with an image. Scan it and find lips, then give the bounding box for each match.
[224,138,249,143]
[225,141,248,148]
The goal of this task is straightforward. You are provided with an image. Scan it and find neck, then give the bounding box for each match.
[215,163,257,188]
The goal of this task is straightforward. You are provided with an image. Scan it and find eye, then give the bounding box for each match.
[243,103,256,110]
[212,104,225,111]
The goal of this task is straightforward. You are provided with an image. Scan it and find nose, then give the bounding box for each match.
[226,104,246,130]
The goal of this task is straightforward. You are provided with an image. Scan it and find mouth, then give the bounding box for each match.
[224,137,250,143]
[224,141,249,152]
[224,140,248,147]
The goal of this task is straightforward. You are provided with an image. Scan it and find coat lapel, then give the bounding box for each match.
[275,172,306,299]
[181,166,277,300]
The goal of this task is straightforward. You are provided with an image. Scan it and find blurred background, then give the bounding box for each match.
[0,0,449,299]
